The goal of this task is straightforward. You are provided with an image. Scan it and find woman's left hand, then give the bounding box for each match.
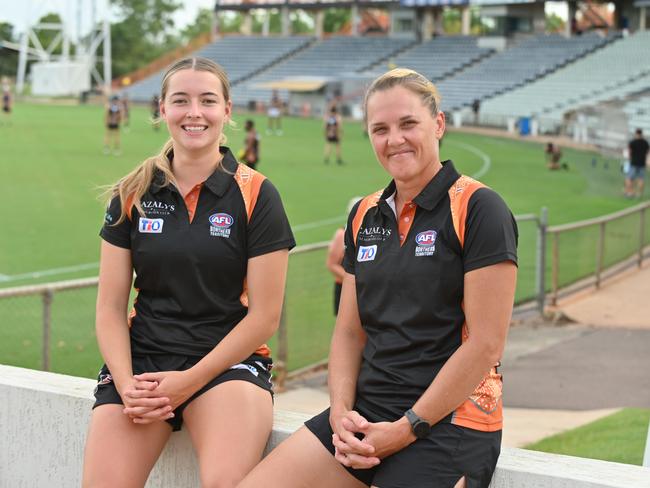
[124,370,198,423]
[340,415,415,461]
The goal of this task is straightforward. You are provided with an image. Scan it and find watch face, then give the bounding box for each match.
[414,421,430,438]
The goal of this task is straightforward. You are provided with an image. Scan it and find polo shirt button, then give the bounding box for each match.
[399,234,404,240]
[404,216,410,223]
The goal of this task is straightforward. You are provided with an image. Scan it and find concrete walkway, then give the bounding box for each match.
[275,264,650,448]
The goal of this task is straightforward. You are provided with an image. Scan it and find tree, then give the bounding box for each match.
[34,13,68,56]
[181,7,213,41]
[110,0,182,78]
[546,13,565,33]
[0,22,18,76]
[324,8,351,34]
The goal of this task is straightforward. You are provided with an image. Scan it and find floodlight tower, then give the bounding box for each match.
[15,0,112,95]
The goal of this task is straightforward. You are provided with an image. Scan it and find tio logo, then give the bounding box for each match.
[357,245,377,262]
[138,218,164,234]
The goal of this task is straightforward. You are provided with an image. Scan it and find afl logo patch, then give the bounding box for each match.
[415,230,437,247]
[209,213,233,238]
[209,213,234,228]
[415,230,437,257]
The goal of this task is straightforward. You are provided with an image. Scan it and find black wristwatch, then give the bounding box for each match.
[404,408,431,439]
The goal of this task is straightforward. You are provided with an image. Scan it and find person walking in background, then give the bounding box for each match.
[239,68,517,488]
[103,95,123,156]
[625,129,649,198]
[151,94,161,131]
[326,197,362,316]
[83,57,295,488]
[241,119,260,170]
[121,93,130,132]
[2,77,12,126]
[267,90,283,135]
[324,106,343,165]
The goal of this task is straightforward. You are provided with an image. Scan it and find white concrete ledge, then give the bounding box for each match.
[1,365,649,488]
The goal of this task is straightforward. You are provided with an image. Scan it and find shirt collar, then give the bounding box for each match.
[379,160,460,212]
[150,146,237,197]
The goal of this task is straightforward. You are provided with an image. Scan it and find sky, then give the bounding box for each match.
[0,0,216,40]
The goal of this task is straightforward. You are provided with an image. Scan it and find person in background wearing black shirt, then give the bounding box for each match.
[625,129,649,198]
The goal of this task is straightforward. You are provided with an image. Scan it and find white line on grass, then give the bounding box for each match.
[292,215,346,231]
[446,140,492,179]
[0,262,100,283]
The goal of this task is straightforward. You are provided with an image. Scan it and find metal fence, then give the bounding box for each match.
[1,205,648,386]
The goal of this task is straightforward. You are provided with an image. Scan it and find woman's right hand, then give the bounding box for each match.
[329,408,380,469]
[118,378,174,424]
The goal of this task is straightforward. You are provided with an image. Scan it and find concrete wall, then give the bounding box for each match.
[1,364,649,488]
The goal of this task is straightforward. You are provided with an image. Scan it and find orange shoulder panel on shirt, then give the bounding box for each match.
[351,191,382,246]
[234,163,267,222]
[447,175,486,247]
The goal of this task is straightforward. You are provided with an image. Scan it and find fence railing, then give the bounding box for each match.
[2,205,649,385]
[547,200,650,305]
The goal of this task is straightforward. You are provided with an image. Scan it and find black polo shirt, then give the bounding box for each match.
[100,147,295,358]
[343,160,517,432]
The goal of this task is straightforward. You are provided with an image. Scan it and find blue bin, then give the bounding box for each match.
[519,117,530,136]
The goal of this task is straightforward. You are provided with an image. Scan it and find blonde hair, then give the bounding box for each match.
[363,68,441,125]
[109,57,231,223]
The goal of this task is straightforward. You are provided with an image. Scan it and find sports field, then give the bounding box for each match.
[0,102,646,377]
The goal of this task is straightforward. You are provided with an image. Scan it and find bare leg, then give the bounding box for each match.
[238,426,367,488]
[82,404,172,488]
[184,381,273,488]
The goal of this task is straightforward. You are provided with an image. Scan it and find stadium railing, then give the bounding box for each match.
[1,205,648,385]
[547,200,650,305]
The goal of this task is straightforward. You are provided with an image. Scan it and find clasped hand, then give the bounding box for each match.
[120,370,195,425]
[330,410,415,470]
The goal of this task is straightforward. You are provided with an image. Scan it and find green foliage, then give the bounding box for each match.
[219,12,244,34]
[324,9,351,33]
[0,22,18,76]
[546,13,566,33]
[181,8,213,42]
[110,0,182,77]
[526,409,650,466]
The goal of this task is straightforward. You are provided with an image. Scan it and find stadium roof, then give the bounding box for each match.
[257,78,330,91]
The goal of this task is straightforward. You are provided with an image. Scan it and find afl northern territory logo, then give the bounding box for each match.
[415,230,437,256]
[209,213,234,238]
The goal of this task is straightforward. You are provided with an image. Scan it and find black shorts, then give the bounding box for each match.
[333,282,342,315]
[327,136,339,143]
[93,354,273,431]
[107,123,119,130]
[305,408,501,488]
[2,106,9,113]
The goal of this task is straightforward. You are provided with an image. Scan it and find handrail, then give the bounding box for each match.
[548,201,650,233]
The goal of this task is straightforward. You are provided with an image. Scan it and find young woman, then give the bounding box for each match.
[239,68,517,488]
[83,57,295,488]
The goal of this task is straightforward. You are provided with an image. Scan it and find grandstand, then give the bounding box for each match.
[378,36,493,81]
[481,31,650,126]
[434,32,618,112]
[121,36,314,102]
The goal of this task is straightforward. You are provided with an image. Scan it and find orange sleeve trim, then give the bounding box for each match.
[447,175,486,247]
[351,191,382,246]
[124,194,135,221]
[234,163,267,222]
